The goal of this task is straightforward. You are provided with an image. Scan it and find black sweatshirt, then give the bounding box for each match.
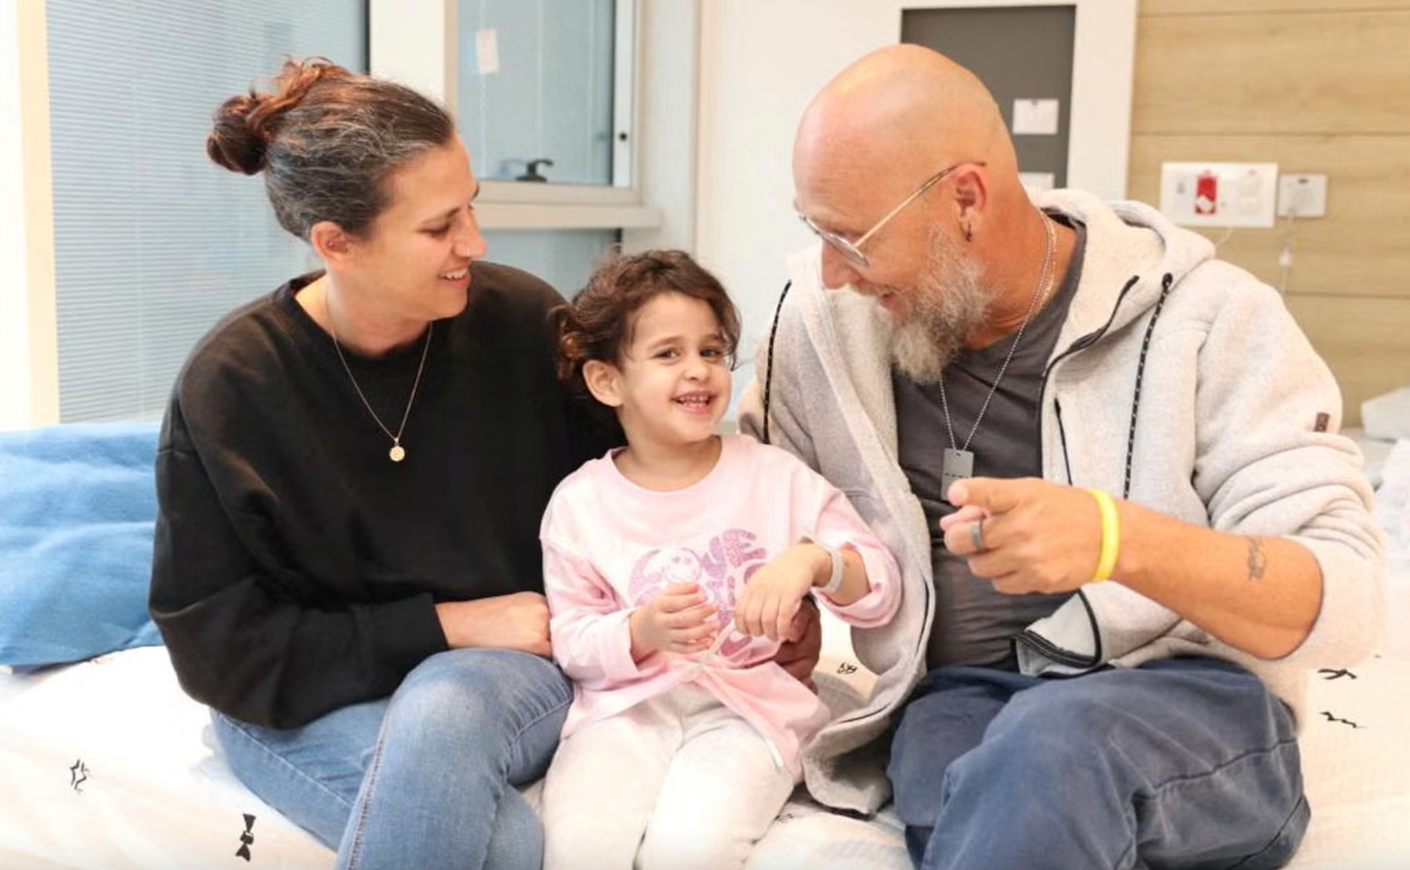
[149,263,619,728]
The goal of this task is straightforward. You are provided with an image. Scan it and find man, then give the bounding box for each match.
[739,44,1385,870]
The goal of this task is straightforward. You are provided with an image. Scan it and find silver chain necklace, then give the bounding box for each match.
[937,212,1056,496]
[329,317,433,463]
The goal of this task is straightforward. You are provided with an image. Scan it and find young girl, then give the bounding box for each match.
[539,249,902,870]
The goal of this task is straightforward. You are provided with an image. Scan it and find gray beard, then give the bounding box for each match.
[889,233,993,384]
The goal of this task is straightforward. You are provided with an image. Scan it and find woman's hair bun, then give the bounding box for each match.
[205,57,353,176]
[206,93,269,175]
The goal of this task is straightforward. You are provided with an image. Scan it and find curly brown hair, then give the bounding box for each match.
[555,249,742,397]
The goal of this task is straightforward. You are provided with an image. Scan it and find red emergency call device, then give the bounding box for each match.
[1195,172,1219,215]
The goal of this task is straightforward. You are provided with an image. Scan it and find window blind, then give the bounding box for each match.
[46,0,366,421]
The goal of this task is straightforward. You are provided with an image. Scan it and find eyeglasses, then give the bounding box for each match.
[798,160,985,269]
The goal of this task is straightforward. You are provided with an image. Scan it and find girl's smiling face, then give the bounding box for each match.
[595,291,732,451]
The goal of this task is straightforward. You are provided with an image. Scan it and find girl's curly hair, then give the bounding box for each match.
[555,249,741,398]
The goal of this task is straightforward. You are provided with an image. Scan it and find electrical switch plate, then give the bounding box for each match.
[1276,173,1328,218]
[1159,162,1279,228]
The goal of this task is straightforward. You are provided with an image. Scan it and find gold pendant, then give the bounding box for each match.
[389,444,406,462]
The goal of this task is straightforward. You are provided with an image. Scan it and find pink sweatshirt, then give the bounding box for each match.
[541,434,902,777]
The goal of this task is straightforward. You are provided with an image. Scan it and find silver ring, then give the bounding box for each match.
[970,518,988,554]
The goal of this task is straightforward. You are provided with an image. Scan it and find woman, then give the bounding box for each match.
[149,57,608,869]
[149,58,816,870]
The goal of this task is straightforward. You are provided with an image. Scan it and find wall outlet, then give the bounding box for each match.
[1159,162,1279,228]
[1276,173,1328,218]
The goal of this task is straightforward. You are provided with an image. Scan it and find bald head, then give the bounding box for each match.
[793,45,1058,346]
[796,44,1013,184]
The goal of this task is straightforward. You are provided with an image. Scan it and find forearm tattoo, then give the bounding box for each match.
[1246,537,1268,582]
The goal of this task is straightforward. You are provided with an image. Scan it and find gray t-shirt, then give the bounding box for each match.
[894,215,1087,670]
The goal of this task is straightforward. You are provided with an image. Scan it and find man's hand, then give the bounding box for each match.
[435,591,554,656]
[629,582,719,659]
[773,596,822,693]
[941,477,1106,595]
[943,476,1326,659]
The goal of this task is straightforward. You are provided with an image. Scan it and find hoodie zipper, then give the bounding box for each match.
[1035,275,1142,478]
[1035,272,1178,498]
[1017,272,1176,673]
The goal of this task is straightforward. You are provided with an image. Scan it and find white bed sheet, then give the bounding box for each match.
[3,586,1409,870]
[0,647,331,869]
[1345,428,1396,491]
[0,644,913,870]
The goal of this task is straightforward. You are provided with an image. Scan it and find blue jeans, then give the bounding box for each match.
[212,649,571,870]
[888,657,1308,870]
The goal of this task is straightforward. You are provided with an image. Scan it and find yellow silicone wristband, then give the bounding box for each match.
[1090,489,1120,583]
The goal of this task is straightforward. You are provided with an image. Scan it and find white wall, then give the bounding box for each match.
[696,0,889,387]
[0,0,58,430]
[0,5,24,423]
[621,0,699,254]
[695,0,1136,390]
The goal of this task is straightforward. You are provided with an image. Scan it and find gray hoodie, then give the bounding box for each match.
[739,189,1386,816]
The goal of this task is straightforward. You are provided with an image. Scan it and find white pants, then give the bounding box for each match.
[542,683,797,870]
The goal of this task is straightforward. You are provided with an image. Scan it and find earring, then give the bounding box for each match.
[963,222,974,243]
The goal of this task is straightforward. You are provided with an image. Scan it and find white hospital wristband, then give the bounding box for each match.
[804,539,845,598]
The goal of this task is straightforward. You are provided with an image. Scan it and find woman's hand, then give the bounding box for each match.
[435,592,553,656]
[629,582,719,659]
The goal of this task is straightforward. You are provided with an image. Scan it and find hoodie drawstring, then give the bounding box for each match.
[761,280,793,446]
[1122,272,1175,499]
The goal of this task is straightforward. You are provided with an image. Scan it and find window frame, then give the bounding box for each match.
[370,0,662,230]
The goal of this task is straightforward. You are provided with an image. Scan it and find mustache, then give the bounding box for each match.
[853,280,901,297]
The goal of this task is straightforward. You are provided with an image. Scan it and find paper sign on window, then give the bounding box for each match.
[476,29,500,75]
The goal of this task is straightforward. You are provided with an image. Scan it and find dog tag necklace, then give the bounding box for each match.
[330,319,433,463]
[938,213,1055,497]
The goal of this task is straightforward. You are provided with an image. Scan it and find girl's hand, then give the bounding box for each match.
[629,582,719,658]
[733,544,828,641]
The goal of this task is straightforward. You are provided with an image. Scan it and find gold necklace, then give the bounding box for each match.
[329,318,433,463]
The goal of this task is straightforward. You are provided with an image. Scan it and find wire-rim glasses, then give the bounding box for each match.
[798,160,985,269]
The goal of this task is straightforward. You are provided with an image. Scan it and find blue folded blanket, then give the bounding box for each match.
[0,421,164,666]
